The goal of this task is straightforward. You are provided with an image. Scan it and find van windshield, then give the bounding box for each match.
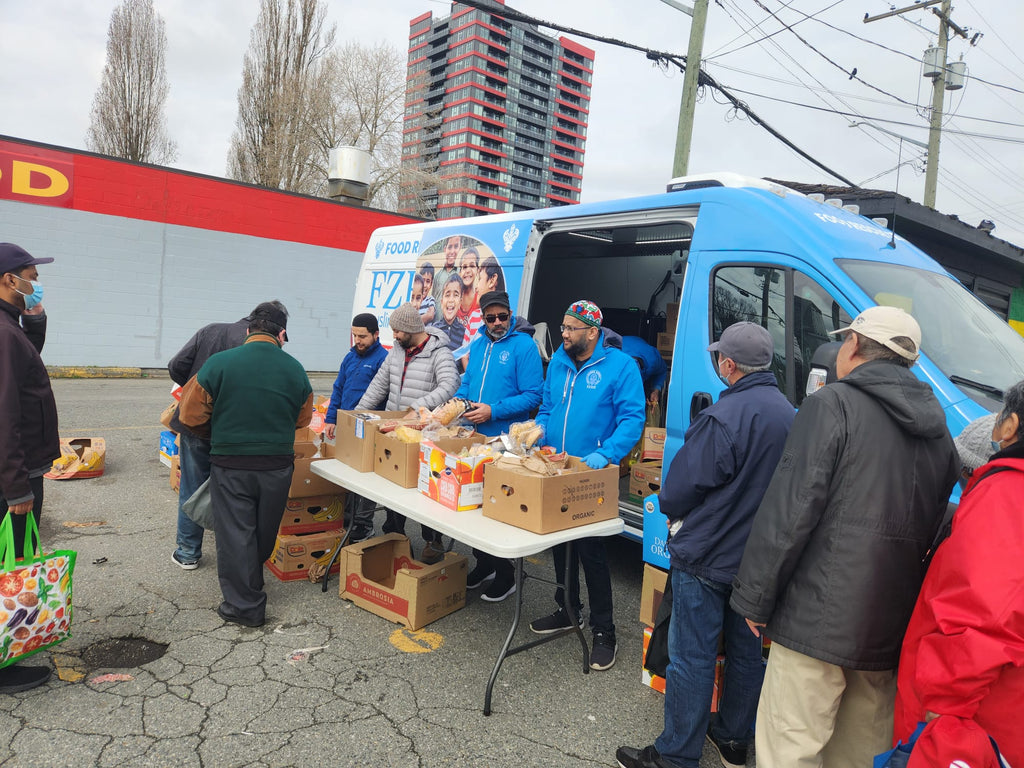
[839,259,1024,399]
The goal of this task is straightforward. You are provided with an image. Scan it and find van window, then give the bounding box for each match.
[712,265,851,405]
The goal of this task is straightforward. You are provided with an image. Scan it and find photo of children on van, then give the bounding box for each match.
[417,235,506,354]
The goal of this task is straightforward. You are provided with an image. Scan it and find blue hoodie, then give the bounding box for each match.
[455,316,543,436]
[325,339,388,423]
[620,335,668,393]
[536,330,646,463]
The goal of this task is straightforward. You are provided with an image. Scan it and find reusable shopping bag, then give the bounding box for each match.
[0,511,76,669]
[874,719,1012,768]
[182,478,214,529]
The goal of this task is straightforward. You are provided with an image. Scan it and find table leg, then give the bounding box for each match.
[560,540,591,674]
[319,526,352,593]
[483,556,525,716]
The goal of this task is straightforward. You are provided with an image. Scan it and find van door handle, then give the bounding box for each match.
[690,392,713,421]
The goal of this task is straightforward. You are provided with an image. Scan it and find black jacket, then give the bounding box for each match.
[730,360,960,670]
[167,318,249,436]
[0,298,60,505]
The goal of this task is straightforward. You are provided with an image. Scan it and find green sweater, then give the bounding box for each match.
[198,336,312,456]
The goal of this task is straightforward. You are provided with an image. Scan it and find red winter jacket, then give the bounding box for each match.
[894,454,1024,765]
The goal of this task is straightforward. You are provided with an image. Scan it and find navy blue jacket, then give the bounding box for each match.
[661,370,794,583]
[325,339,388,423]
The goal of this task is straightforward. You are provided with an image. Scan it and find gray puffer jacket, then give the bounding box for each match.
[356,327,460,411]
[730,359,960,670]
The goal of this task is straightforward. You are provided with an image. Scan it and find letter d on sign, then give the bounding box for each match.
[11,161,70,198]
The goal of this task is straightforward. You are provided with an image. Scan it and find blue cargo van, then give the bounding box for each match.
[353,174,1024,541]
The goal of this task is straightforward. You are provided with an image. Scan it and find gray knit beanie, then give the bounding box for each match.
[389,302,425,334]
[954,412,998,473]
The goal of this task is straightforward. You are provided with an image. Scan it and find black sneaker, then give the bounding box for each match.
[348,528,374,544]
[480,572,516,602]
[0,664,51,694]
[615,745,675,768]
[706,730,747,768]
[590,631,617,670]
[529,608,584,634]
[217,603,265,628]
[466,564,496,590]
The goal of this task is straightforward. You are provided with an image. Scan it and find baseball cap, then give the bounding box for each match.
[249,301,289,341]
[479,290,510,312]
[0,243,54,274]
[833,305,920,362]
[707,322,773,367]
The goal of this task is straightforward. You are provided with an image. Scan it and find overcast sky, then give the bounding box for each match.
[3,0,1023,247]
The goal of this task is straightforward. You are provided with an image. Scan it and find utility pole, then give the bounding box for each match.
[865,0,967,208]
[661,0,710,178]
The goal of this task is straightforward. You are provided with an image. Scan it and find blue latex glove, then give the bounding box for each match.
[582,452,609,469]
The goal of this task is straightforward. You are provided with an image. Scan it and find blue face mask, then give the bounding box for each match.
[991,439,1003,454]
[14,276,44,310]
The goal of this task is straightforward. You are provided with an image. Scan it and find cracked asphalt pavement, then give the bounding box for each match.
[1,376,747,767]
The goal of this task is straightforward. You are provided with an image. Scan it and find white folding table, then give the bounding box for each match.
[309,458,624,715]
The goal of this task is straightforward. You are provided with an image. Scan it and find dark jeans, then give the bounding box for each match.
[211,464,292,624]
[175,432,212,561]
[654,569,765,768]
[382,510,439,544]
[1,474,44,560]
[472,549,514,581]
[552,537,614,636]
[344,493,376,536]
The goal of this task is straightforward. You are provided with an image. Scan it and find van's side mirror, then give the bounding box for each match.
[805,341,843,397]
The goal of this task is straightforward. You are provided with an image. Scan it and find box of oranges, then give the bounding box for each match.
[418,436,495,511]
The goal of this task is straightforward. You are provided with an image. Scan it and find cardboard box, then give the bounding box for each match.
[642,427,667,461]
[289,456,343,498]
[159,429,179,467]
[266,530,344,582]
[640,563,669,628]
[642,496,671,569]
[45,437,107,480]
[640,626,724,710]
[320,439,336,459]
[334,410,409,472]
[294,427,320,459]
[418,436,493,511]
[482,458,619,534]
[374,433,422,488]
[278,493,346,535]
[665,302,679,331]
[170,455,181,494]
[656,332,674,356]
[308,395,330,434]
[630,461,663,502]
[339,534,467,630]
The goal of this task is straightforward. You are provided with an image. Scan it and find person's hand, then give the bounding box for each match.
[582,452,609,469]
[745,618,765,638]
[22,303,44,316]
[464,403,491,424]
[324,423,336,440]
[648,389,661,405]
[8,500,33,515]
[925,711,940,722]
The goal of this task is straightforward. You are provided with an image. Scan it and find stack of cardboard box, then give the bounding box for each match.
[656,302,679,360]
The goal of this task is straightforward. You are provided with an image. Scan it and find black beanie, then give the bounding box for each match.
[352,313,379,334]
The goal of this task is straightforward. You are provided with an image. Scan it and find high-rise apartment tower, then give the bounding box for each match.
[399,0,594,219]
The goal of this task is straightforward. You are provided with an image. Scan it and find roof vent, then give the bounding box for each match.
[825,198,843,208]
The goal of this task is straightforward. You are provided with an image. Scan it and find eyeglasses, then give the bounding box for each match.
[560,324,588,333]
[484,312,510,323]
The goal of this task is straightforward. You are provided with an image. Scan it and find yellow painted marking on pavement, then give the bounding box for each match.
[388,628,444,654]
[52,653,86,682]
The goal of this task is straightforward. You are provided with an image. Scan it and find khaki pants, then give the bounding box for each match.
[755,642,896,768]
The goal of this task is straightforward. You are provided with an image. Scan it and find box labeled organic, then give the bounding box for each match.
[640,563,669,628]
[339,534,467,630]
[481,458,618,534]
[418,436,492,511]
[335,410,409,472]
[267,530,344,582]
[630,461,663,502]
[278,493,346,535]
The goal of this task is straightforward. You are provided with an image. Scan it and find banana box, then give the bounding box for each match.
[267,530,344,582]
[278,493,346,535]
[417,436,492,511]
[45,437,107,480]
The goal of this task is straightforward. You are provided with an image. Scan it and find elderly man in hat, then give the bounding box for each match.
[455,290,544,602]
[731,305,959,768]
[528,299,646,671]
[0,243,59,693]
[616,322,795,768]
[356,302,460,563]
[179,301,314,628]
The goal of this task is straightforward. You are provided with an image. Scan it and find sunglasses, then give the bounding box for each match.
[484,312,510,323]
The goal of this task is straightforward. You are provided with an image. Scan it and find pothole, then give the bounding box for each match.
[81,635,169,669]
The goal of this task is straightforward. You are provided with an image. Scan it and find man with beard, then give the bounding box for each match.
[356,303,460,563]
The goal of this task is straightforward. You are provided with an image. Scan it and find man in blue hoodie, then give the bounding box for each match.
[455,290,543,602]
[616,322,794,768]
[324,313,388,541]
[529,299,646,671]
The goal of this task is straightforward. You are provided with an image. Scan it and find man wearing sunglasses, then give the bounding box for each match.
[528,299,646,671]
[455,290,543,602]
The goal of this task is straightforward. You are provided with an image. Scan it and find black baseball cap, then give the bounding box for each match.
[479,290,510,312]
[249,301,289,342]
[0,243,54,274]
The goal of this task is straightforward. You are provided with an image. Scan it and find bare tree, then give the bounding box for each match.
[85,0,177,165]
[228,0,336,193]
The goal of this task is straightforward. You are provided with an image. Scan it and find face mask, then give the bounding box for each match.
[991,439,1003,454]
[13,276,43,310]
